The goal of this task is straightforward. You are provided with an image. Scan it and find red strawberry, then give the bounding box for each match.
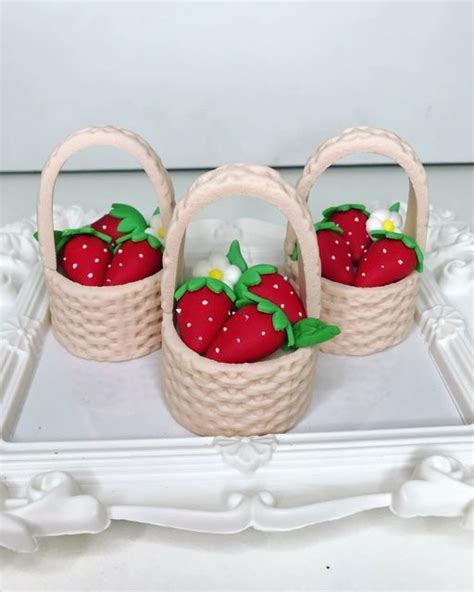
[58,228,113,286]
[322,203,370,264]
[205,299,341,363]
[315,221,355,285]
[104,230,163,286]
[354,231,423,287]
[228,240,306,323]
[205,303,288,363]
[91,203,148,243]
[290,222,354,285]
[174,279,235,354]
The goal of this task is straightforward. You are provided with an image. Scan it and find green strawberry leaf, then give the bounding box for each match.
[174,277,206,300]
[256,299,278,315]
[226,240,248,272]
[205,278,236,301]
[187,277,207,291]
[253,264,277,275]
[313,220,344,234]
[115,229,162,250]
[389,202,401,213]
[36,226,112,253]
[174,283,188,301]
[290,243,299,261]
[62,226,113,244]
[272,309,288,331]
[238,264,277,288]
[145,233,162,250]
[174,276,236,302]
[291,318,341,348]
[322,203,370,219]
[110,203,148,234]
[151,207,160,216]
[235,298,249,308]
[239,268,261,287]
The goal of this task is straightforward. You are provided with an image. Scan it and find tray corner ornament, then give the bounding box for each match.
[1,454,472,553]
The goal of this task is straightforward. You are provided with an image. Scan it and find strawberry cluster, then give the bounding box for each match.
[35,203,165,286]
[292,202,423,287]
[175,241,340,363]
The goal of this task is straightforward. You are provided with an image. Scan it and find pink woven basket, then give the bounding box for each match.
[37,126,175,362]
[284,127,429,356]
[160,164,323,437]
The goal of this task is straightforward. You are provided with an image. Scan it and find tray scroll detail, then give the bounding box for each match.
[1,454,472,552]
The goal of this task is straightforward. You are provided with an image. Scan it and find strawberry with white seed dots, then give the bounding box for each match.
[228,240,306,323]
[174,280,235,354]
[322,203,370,264]
[205,298,341,364]
[205,302,288,363]
[104,229,163,286]
[91,203,148,244]
[291,222,354,285]
[58,227,113,286]
[354,230,423,287]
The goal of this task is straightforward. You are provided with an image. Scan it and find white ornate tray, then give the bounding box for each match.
[0,206,473,552]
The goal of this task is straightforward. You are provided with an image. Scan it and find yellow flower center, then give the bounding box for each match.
[157,226,166,240]
[208,267,223,280]
[383,219,395,232]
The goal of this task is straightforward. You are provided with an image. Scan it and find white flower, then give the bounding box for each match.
[192,253,242,288]
[145,213,166,245]
[366,208,403,236]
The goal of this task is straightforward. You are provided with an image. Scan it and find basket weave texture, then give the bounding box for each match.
[284,126,429,356]
[160,164,323,436]
[46,269,163,361]
[37,126,174,362]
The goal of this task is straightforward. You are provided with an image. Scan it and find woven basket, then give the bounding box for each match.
[284,126,429,356]
[161,164,323,437]
[37,126,175,361]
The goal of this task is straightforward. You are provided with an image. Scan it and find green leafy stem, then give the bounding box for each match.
[110,203,149,235]
[175,276,236,302]
[115,227,163,252]
[322,202,370,220]
[34,226,113,253]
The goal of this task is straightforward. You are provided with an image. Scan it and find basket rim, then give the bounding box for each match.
[162,313,316,376]
[44,267,162,296]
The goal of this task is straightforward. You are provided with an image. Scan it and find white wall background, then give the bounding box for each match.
[1,0,472,172]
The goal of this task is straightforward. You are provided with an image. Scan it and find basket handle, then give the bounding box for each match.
[161,164,321,317]
[37,126,175,270]
[285,126,429,257]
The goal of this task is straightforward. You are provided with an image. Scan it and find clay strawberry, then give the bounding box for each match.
[290,222,354,285]
[91,203,148,243]
[354,230,423,287]
[104,230,163,286]
[58,227,113,286]
[174,278,235,354]
[228,240,306,323]
[322,203,370,264]
[205,302,291,363]
[205,299,341,363]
